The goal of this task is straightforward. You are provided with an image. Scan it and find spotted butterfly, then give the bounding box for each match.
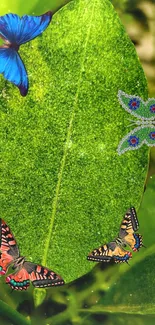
[0,12,52,96]
[117,90,155,155]
[0,219,65,290]
[87,207,144,264]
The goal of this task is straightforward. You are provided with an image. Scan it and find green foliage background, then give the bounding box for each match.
[0,0,155,324]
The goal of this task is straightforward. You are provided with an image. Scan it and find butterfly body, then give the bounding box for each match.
[0,12,52,96]
[87,207,144,264]
[132,120,155,126]
[117,90,155,154]
[0,37,19,51]
[0,219,64,291]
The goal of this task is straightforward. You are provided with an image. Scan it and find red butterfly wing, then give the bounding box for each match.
[0,219,19,275]
[6,268,30,290]
[24,262,65,288]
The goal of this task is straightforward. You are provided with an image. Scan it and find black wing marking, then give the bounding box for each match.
[24,262,65,288]
[87,242,117,263]
[119,207,139,240]
[0,218,20,258]
[87,241,132,264]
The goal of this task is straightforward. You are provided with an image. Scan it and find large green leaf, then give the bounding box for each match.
[0,0,148,303]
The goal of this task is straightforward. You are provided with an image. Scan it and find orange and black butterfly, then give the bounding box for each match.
[87,207,144,264]
[0,219,65,290]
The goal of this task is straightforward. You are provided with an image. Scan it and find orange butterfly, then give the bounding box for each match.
[87,207,144,264]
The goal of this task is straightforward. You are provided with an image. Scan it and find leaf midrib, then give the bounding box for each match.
[41,1,96,267]
[80,305,155,315]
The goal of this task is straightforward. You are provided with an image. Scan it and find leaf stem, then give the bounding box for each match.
[0,300,31,325]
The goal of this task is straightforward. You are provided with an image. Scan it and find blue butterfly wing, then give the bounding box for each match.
[0,14,21,43]
[0,12,52,45]
[0,12,52,96]
[18,12,52,44]
[0,48,28,96]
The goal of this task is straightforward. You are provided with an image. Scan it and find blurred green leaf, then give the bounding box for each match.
[107,314,155,325]
[81,310,155,325]
[99,254,155,312]
[0,0,71,15]
[111,0,128,10]
[0,0,38,15]
[31,0,72,15]
[0,300,31,325]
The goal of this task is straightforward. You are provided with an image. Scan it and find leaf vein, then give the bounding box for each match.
[42,1,96,267]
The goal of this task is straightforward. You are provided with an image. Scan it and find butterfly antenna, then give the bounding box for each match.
[126,118,137,127]
[125,260,130,266]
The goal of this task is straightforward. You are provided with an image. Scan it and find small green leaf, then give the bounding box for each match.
[0,0,148,291]
[34,288,46,307]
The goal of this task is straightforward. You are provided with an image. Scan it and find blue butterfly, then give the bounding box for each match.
[0,12,52,96]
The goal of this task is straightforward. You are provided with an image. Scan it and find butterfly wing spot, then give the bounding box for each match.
[132,234,143,251]
[128,98,140,111]
[0,267,6,275]
[128,135,139,147]
[150,104,155,114]
[149,131,155,140]
[113,247,132,264]
[6,276,30,290]
[5,268,30,291]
